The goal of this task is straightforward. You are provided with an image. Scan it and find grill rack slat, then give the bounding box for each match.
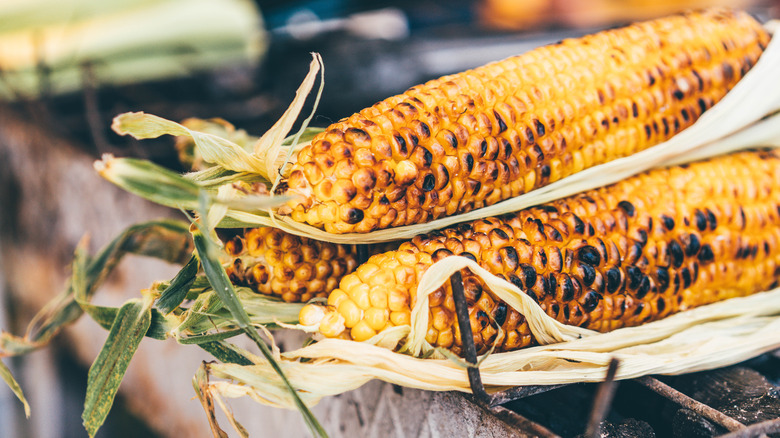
[444,270,780,438]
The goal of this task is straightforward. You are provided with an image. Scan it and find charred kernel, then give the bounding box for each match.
[560,275,575,301]
[681,267,692,288]
[698,244,714,263]
[345,208,364,224]
[461,252,478,262]
[465,154,475,172]
[579,264,596,287]
[508,273,524,290]
[494,303,508,325]
[606,268,621,293]
[546,274,557,296]
[618,201,635,217]
[500,247,519,270]
[656,297,666,313]
[635,276,651,299]
[493,110,507,133]
[534,119,546,137]
[660,215,675,230]
[684,233,701,257]
[422,174,436,192]
[627,266,642,290]
[526,290,539,303]
[669,240,684,268]
[524,126,535,144]
[572,215,585,234]
[656,267,670,292]
[432,248,453,261]
[581,291,601,312]
[520,264,537,288]
[578,246,601,266]
[694,210,707,231]
[705,208,717,230]
[476,310,489,328]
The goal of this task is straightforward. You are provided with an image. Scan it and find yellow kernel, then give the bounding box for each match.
[299,304,325,326]
[365,308,389,331]
[437,328,454,348]
[368,268,396,287]
[425,327,439,344]
[368,286,388,308]
[339,273,361,291]
[388,287,410,312]
[356,263,380,282]
[390,310,411,326]
[348,283,371,310]
[338,299,362,328]
[327,289,348,308]
[319,311,346,338]
[430,307,451,331]
[351,320,377,342]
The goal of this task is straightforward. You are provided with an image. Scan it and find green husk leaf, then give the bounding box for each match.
[199,341,254,366]
[77,303,172,341]
[82,296,153,438]
[112,112,267,175]
[254,53,321,180]
[157,255,199,315]
[192,192,327,438]
[0,220,191,357]
[95,156,202,210]
[0,360,30,417]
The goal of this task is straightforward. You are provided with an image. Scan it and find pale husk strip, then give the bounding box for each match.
[205,277,780,409]
[232,24,780,244]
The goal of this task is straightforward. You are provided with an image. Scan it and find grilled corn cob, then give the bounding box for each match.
[281,8,769,233]
[301,150,780,354]
[224,227,393,302]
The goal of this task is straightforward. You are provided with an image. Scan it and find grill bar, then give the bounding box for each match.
[584,358,620,438]
[635,376,745,432]
[719,417,780,438]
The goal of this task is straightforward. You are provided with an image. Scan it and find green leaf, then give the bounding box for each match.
[1,220,191,357]
[112,112,267,175]
[157,255,199,314]
[199,341,253,365]
[78,303,171,341]
[95,157,202,211]
[82,297,153,438]
[0,360,30,417]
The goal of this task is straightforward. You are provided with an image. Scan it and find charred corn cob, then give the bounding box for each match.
[281,9,769,233]
[224,227,395,302]
[301,150,780,354]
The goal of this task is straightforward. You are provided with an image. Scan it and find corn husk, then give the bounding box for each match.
[204,256,780,410]
[108,23,780,244]
[0,0,266,100]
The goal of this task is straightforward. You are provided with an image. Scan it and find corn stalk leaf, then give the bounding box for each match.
[191,193,327,438]
[0,360,30,417]
[157,255,199,315]
[82,296,153,438]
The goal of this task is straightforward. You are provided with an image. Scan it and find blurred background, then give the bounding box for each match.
[1,1,779,437]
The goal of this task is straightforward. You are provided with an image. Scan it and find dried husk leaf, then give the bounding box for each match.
[205,256,780,409]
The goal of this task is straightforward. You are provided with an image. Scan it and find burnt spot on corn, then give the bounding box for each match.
[579,246,601,266]
[346,208,364,224]
[618,201,635,217]
[669,240,684,268]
